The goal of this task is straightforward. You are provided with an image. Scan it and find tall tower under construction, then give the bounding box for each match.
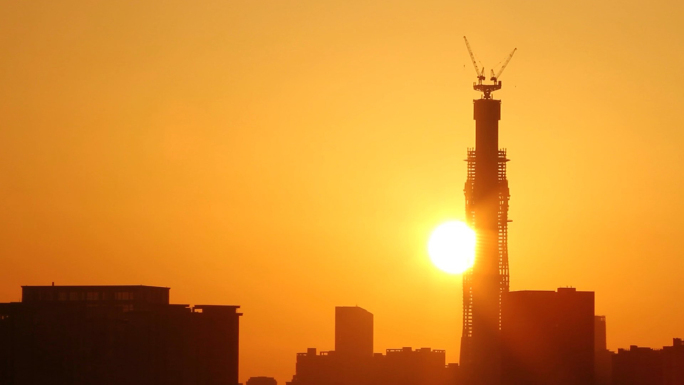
[460,37,514,385]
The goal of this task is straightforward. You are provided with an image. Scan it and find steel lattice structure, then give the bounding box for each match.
[460,148,510,366]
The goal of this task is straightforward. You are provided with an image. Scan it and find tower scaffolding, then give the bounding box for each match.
[461,148,510,358]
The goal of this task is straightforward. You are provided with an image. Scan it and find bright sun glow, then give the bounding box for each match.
[428,221,476,274]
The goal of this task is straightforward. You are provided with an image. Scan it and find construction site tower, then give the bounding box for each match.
[460,37,513,385]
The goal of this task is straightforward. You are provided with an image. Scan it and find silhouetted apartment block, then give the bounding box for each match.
[335,306,373,359]
[290,348,357,385]
[662,339,684,385]
[372,347,451,385]
[612,338,684,385]
[0,285,241,385]
[501,287,595,385]
[290,347,453,385]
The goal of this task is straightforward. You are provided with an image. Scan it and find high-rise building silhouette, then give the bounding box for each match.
[0,285,241,385]
[500,288,595,385]
[594,316,614,385]
[595,316,608,351]
[460,37,514,385]
[291,306,376,385]
[335,306,373,359]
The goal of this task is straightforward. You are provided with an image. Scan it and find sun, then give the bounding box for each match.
[428,221,476,274]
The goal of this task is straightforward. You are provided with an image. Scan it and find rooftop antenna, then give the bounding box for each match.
[463,36,516,99]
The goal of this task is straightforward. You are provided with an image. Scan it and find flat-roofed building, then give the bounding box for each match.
[612,338,684,385]
[335,306,373,359]
[0,285,241,385]
[247,376,278,385]
[290,347,453,385]
[501,287,595,385]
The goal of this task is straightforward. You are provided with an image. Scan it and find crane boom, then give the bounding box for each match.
[463,36,482,80]
[495,48,517,80]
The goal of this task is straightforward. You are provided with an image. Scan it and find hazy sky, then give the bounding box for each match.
[2,1,683,383]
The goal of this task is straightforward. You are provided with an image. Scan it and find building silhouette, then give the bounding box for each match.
[612,338,684,385]
[500,288,595,385]
[594,316,614,385]
[247,377,278,385]
[288,307,456,385]
[335,306,373,359]
[595,316,608,352]
[290,347,455,385]
[373,347,454,385]
[456,38,684,385]
[0,285,241,385]
[460,39,513,385]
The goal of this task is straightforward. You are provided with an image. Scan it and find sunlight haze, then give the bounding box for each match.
[1,1,683,383]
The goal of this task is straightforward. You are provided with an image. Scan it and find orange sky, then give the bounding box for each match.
[1,1,684,383]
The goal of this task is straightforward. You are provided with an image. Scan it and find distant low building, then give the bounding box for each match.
[287,306,457,385]
[290,347,454,385]
[612,338,684,385]
[0,285,241,385]
[372,347,453,385]
[247,376,278,385]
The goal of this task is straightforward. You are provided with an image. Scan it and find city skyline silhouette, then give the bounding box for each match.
[1,1,684,384]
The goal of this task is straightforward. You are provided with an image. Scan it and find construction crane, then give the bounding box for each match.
[464,36,486,84]
[490,48,517,83]
[463,36,516,99]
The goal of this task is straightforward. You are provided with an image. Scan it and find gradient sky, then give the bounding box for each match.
[2,1,683,383]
